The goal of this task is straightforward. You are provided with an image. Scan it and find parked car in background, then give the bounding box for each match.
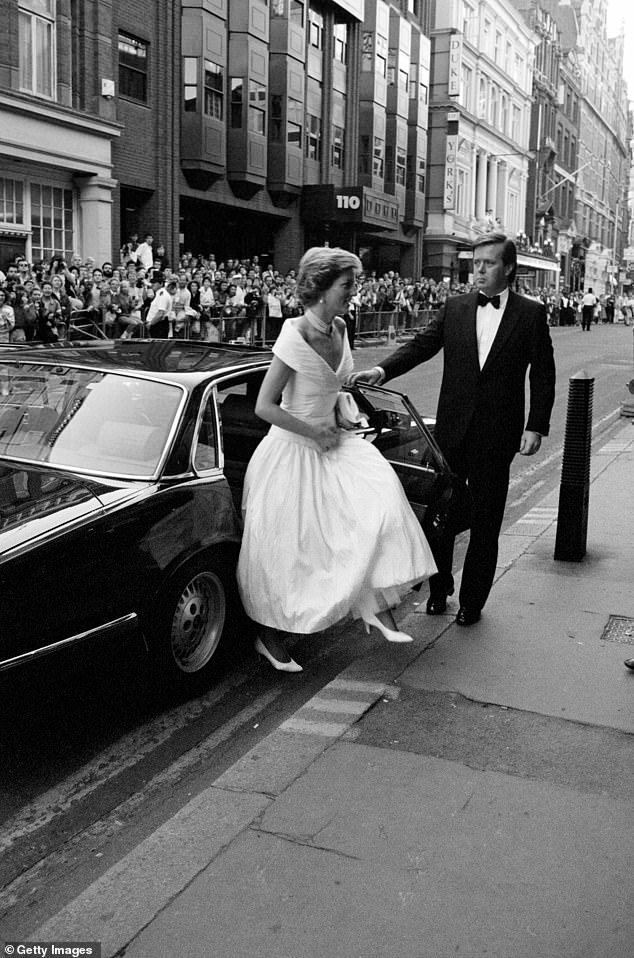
[0,340,451,696]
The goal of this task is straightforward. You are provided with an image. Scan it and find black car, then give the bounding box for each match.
[0,340,451,695]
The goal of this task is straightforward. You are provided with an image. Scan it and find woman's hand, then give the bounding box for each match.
[313,424,339,453]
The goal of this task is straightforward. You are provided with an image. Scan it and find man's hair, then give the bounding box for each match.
[472,232,517,284]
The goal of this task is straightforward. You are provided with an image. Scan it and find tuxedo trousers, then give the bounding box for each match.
[429,435,513,611]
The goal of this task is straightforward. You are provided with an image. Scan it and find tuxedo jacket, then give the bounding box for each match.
[381,289,556,459]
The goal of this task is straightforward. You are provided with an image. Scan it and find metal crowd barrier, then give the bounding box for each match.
[63,305,438,347]
[355,308,436,340]
[66,306,269,345]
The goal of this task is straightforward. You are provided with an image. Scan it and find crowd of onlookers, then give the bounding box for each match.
[0,231,632,345]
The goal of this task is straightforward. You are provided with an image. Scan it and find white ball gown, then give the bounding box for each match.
[237,318,437,634]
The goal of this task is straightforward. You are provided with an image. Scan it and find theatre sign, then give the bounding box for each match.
[302,185,400,231]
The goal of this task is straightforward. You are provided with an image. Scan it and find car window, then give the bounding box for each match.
[0,363,183,479]
[351,387,439,470]
[193,394,218,472]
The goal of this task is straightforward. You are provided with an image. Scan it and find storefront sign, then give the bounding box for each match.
[443,134,457,210]
[302,185,399,230]
[448,35,462,97]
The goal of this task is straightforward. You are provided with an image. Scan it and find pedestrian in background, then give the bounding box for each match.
[145,276,177,339]
[581,288,597,332]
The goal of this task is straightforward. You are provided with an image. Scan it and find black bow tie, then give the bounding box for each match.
[477,292,501,309]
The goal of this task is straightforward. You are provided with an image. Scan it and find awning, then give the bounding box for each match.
[517,253,560,272]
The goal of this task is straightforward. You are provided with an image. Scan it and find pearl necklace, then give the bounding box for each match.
[304,308,333,336]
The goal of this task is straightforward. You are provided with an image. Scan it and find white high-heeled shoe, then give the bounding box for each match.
[363,612,413,643]
[254,636,303,672]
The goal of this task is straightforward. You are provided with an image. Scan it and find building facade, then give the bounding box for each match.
[421,0,546,285]
[560,0,630,294]
[0,0,121,269]
[0,0,631,288]
[0,0,433,278]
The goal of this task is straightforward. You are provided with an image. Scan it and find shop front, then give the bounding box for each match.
[0,94,119,267]
[301,185,418,276]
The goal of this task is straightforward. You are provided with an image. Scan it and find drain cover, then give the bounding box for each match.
[601,615,634,645]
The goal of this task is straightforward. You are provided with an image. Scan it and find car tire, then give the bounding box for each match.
[151,554,231,695]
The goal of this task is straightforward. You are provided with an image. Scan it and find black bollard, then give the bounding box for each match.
[554,370,594,561]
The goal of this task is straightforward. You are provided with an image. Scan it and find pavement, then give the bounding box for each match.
[26,420,634,957]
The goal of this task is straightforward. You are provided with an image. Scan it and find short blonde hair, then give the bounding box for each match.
[296,246,362,307]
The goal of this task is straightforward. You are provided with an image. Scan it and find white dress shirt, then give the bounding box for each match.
[476,287,508,369]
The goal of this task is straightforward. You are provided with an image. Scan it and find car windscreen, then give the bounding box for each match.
[0,363,183,478]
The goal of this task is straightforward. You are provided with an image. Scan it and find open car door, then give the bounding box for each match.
[345,384,468,539]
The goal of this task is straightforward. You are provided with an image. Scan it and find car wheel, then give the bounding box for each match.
[153,556,228,693]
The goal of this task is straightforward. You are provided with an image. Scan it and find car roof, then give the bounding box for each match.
[0,340,272,382]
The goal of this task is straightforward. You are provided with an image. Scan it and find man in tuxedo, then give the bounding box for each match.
[351,233,556,626]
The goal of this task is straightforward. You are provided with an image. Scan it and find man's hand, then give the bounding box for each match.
[347,366,384,387]
[519,430,542,456]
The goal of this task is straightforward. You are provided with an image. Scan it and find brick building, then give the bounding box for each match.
[0,0,431,277]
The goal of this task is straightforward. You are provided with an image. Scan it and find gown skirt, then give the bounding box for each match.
[237,319,437,635]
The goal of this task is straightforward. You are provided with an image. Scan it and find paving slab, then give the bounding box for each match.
[123,743,634,958]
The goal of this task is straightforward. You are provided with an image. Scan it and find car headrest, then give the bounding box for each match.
[96,421,164,462]
[220,394,262,428]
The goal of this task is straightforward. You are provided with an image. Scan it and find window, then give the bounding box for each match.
[204,61,223,119]
[399,69,408,93]
[290,0,304,26]
[409,64,418,99]
[270,94,282,142]
[306,114,321,160]
[387,50,396,86]
[231,79,243,128]
[478,76,487,118]
[500,93,508,134]
[511,104,521,141]
[309,9,323,49]
[376,54,387,79]
[460,64,472,109]
[193,394,218,473]
[334,23,347,64]
[362,32,373,72]
[417,158,425,193]
[462,1,476,37]
[332,124,344,169]
[483,19,491,54]
[360,136,370,175]
[18,0,56,98]
[457,168,466,216]
[396,150,406,186]
[249,80,266,134]
[0,178,25,225]
[30,182,74,263]
[373,137,384,178]
[489,85,498,127]
[119,32,148,103]
[287,98,302,147]
[183,57,197,112]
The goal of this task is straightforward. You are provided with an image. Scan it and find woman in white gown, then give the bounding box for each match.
[237,247,436,672]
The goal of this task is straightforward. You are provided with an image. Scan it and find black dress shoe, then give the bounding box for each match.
[624,658,634,671]
[456,606,481,627]
[426,595,447,615]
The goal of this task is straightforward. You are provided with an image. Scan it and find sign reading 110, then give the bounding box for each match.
[336,194,361,209]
